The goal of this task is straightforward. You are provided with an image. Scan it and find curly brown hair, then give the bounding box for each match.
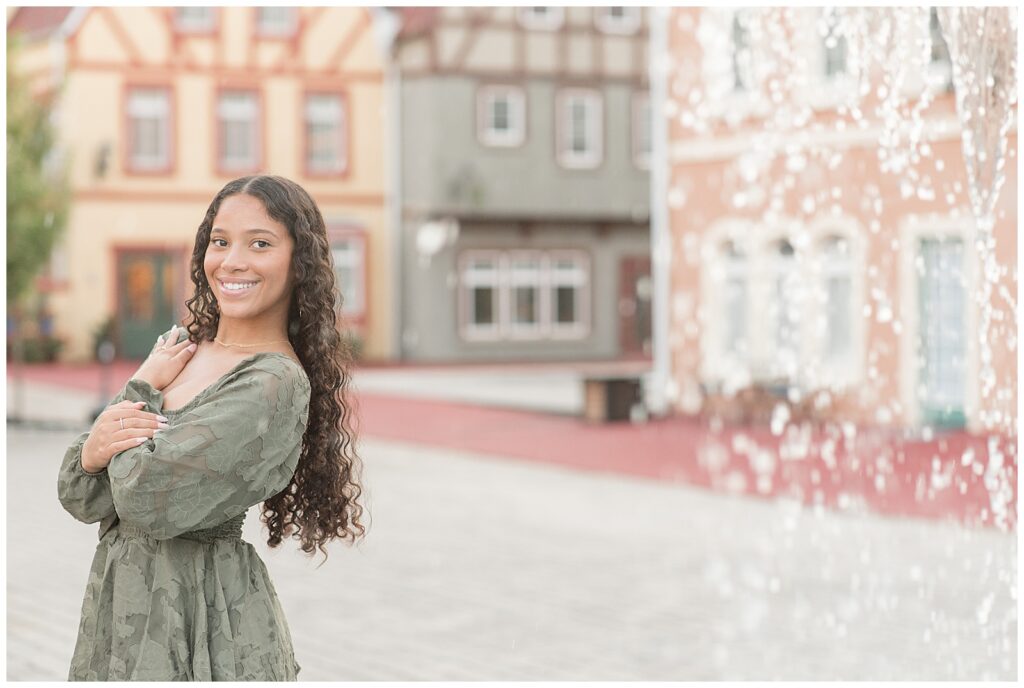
[182,175,366,560]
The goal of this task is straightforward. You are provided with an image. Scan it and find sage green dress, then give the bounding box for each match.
[57,329,311,681]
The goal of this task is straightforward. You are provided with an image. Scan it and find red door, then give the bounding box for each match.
[618,255,652,358]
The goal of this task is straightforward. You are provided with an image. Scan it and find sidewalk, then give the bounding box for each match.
[6,359,1017,530]
[11,427,1016,680]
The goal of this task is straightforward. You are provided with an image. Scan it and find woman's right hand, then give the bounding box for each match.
[80,400,169,474]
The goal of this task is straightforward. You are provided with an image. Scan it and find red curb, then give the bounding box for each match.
[10,362,1016,530]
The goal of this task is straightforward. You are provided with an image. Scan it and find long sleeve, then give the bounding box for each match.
[106,358,310,540]
[56,364,165,525]
[57,429,117,524]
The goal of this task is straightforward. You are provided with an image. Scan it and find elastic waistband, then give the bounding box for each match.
[116,512,246,543]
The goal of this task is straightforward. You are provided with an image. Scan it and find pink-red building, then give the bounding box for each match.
[662,8,1017,437]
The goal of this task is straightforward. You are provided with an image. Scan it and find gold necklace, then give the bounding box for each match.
[214,336,290,349]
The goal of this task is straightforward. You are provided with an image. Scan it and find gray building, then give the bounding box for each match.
[386,7,652,362]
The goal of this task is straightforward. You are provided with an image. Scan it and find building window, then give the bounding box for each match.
[917,237,967,427]
[305,93,347,175]
[731,11,752,92]
[557,89,602,169]
[217,90,259,172]
[722,241,748,360]
[819,235,852,366]
[632,92,651,170]
[549,253,587,336]
[509,253,543,337]
[126,87,171,172]
[928,7,954,92]
[460,250,590,341]
[517,7,564,31]
[595,7,641,35]
[462,254,501,338]
[820,8,848,78]
[477,86,526,148]
[331,237,365,317]
[256,7,297,36]
[768,239,800,380]
[174,7,215,32]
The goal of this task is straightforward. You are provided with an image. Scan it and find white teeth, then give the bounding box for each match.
[222,281,257,291]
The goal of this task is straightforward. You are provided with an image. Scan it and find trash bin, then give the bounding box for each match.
[583,376,643,423]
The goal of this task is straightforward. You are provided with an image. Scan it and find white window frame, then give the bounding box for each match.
[506,251,545,340]
[698,8,769,124]
[217,90,259,172]
[632,91,651,170]
[256,7,297,37]
[556,88,603,170]
[763,237,802,384]
[477,85,526,148]
[898,213,979,431]
[174,7,215,32]
[887,7,955,98]
[548,250,590,339]
[460,251,502,341]
[330,234,365,318]
[305,93,347,174]
[797,7,857,111]
[807,216,866,390]
[126,87,171,171]
[458,249,591,342]
[595,7,641,35]
[700,220,754,393]
[517,7,564,31]
[925,7,954,93]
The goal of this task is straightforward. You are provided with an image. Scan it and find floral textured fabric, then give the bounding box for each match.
[57,328,310,681]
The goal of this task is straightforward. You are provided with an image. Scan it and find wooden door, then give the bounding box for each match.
[116,249,179,359]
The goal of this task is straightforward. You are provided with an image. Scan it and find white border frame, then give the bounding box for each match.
[556,88,603,170]
[506,249,546,341]
[548,249,591,340]
[806,215,867,390]
[517,7,564,31]
[595,7,641,35]
[476,85,526,148]
[458,250,503,342]
[699,218,755,392]
[457,248,592,343]
[697,7,771,125]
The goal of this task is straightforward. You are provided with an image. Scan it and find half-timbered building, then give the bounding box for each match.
[8,7,392,362]
[385,7,653,362]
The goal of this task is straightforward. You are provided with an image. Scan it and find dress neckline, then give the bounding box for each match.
[160,351,300,415]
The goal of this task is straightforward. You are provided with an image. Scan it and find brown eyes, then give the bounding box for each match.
[210,239,271,249]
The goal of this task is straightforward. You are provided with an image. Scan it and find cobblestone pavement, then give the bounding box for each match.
[8,427,1016,681]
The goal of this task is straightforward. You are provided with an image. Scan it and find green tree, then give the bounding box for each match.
[6,35,69,308]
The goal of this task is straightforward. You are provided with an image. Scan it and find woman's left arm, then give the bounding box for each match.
[106,358,311,540]
[57,376,172,524]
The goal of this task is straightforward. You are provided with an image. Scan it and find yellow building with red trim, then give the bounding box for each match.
[9,7,392,361]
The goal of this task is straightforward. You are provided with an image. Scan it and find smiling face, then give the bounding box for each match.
[204,193,295,323]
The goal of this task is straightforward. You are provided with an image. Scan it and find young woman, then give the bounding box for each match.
[57,175,366,680]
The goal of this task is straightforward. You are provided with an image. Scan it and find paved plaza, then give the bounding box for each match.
[8,426,1016,680]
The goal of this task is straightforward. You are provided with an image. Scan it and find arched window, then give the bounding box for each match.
[769,239,800,378]
[820,235,852,366]
[722,240,748,358]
